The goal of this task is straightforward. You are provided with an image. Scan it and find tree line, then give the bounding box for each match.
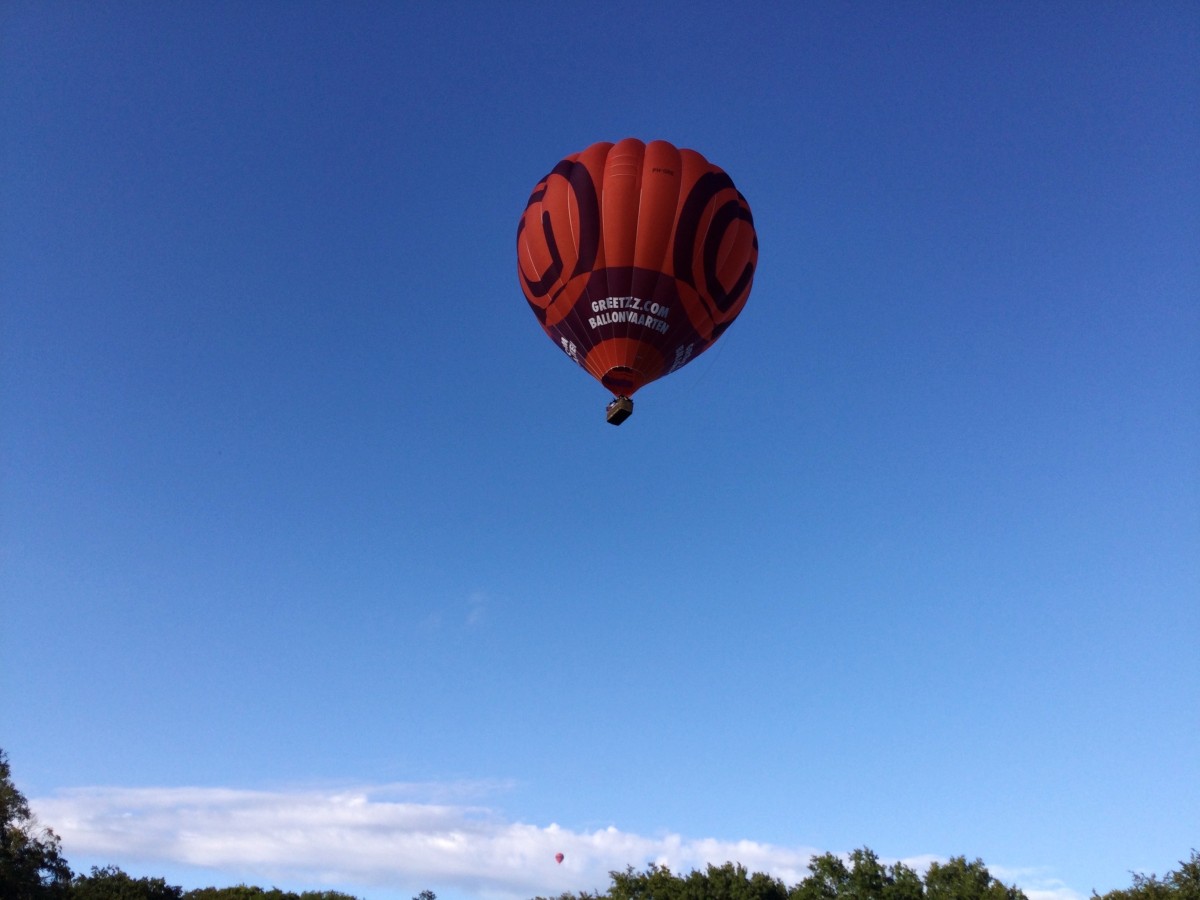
[4,749,1196,900]
[534,849,1199,900]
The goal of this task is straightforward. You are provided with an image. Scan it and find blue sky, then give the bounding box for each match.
[2,2,1197,899]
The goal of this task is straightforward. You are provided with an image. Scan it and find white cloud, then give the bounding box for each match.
[34,784,818,898]
[990,866,1089,900]
[32,785,1082,900]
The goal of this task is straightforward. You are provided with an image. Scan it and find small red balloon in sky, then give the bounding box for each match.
[555,852,564,864]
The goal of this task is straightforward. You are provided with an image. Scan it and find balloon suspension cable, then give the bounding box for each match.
[605,395,633,426]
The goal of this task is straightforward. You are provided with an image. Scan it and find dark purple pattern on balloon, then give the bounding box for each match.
[703,199,756,312]
[518,160,603,316]
[551,159,601,281]
[518,211,564,317]
[672,171,756,314]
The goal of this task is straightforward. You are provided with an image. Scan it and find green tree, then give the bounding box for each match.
[790,851,851,900]
[692,862,788,900]
[1093,852,1200,900]
[1175,853,1200,900]
[790,848,943,900]
[923,857,1025,900]
[182,889,362,900]
[591,861,787,900]
[535,847,1029,900]
[606,863,688,900]
[1,749,73,900]
[71,866,183,900]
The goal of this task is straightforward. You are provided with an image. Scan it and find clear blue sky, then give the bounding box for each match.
[2,3,1197,900]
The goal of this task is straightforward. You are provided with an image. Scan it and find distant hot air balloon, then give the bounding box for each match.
[555,852,565,864]
[517,138,758,424]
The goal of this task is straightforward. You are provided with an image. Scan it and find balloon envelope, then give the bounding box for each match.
[555,852,564,864]
[517,138,757,401]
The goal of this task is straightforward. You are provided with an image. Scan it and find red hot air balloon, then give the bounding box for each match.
[555,852,565,864]
[517,139,758,424]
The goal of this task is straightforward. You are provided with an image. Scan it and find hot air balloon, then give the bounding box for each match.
[517,139,758,424]
[555,852,565,864]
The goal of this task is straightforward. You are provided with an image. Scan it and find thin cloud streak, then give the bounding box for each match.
[33,785,1080,900]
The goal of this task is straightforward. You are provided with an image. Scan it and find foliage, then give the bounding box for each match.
[601,861,788,900]
[922,856,1025,900]
[69,869,367,900]
[790,849,926,900]
[68,868,383,900]
[536,848,1027,900]
[1092,852,1200,900]
[1,749,73,900]
[72,866,183,900]
[539,850,1200,900]
[182,886,363,900]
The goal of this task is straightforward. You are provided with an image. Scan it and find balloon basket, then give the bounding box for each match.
[605,396,633,426]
